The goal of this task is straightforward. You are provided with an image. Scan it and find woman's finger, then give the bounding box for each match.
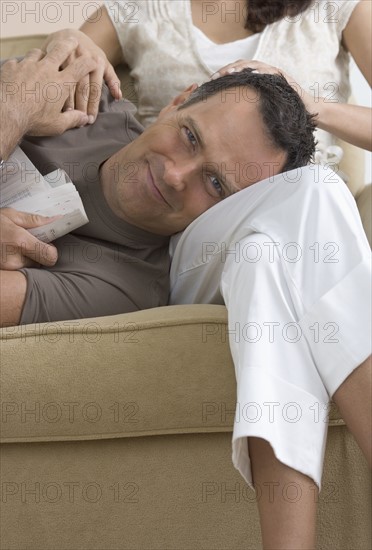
[211,60,279,80]
[61,53,77,111]
[104,63,122,100]
[75,72,90,114]
[86,67,105,122]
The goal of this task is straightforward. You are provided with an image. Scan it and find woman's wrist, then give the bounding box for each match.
[312,99,341,134]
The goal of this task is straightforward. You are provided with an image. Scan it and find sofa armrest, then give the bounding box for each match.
[0,305,236,442]
[0,35,46,58]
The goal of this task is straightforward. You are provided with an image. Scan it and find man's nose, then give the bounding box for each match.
[163,159,196,191]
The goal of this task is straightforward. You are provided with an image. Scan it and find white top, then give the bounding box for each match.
[193,25,261,73]
[169,164,371,489]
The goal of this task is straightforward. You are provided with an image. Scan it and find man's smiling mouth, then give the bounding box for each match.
[147,162,171,207]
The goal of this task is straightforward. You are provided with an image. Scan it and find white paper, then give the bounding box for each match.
[0,146,89,242]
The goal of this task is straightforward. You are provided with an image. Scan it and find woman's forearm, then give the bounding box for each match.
[80,5,123,67]
[315,100,372,151]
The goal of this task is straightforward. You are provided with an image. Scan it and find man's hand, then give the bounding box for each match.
[0,39,98,159]
[0,208,59,270]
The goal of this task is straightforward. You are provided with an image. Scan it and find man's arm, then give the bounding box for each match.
[0,270,27,328]
[0,39,97,159]
[0,39,97,270]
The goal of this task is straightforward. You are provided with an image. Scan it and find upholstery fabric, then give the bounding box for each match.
[1,305,371,549]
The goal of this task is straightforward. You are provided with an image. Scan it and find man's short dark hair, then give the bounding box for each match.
[180,68,317,172]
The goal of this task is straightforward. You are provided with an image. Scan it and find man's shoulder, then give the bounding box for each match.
[99,84,143,129]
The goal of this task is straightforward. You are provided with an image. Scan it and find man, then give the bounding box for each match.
[0,41,370,549]
[0,49,315,327]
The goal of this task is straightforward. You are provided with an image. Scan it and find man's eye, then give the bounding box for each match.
[183,127,197,148]
[208,175,225,198]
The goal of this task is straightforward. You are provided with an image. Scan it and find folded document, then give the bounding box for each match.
[0,146,88,242]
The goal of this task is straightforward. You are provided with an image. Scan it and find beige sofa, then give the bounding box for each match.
[0,35,371,550]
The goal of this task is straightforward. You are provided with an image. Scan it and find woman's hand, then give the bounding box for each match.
[211,59,317,115]
[211,59,372,151]
[42,29,122,123]
[211,59,281,80]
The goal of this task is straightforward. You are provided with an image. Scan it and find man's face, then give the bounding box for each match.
[104,87,287,235]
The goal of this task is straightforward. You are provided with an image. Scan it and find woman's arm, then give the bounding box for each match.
[80,5,124,68]
[212,2,372,151]
[314,102,371,151]
[314,0,372,150]
[343,0,372,86]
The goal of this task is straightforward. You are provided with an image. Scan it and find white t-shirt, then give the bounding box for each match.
[193,26,261,73]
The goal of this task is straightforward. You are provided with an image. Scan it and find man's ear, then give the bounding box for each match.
[158,83,198,117]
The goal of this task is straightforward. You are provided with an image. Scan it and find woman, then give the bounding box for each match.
[43,0,371,154]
